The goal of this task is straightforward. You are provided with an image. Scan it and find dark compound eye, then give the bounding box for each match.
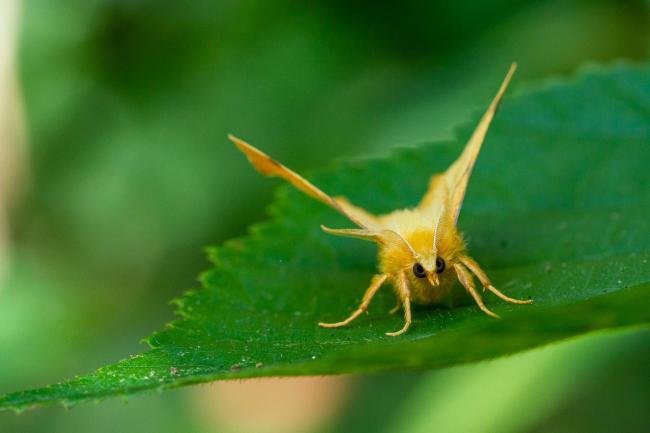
[412,262,426,278]
[436,257,446,274]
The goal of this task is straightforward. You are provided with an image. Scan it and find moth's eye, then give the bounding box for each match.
[412,263,426,278]
[436,257,446,274]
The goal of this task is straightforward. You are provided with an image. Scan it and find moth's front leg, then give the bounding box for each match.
[461,256,533,305]
[385,272,412,337]
[454,263,499,318]
[318,274,388,329]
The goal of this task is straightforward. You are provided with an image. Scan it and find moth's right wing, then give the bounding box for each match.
[230,135,379,231]
[418,63,517,223]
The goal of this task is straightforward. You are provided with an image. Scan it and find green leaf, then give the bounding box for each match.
[2,63,649,411]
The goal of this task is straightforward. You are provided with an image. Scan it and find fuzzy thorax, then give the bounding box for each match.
[377,208,466,305]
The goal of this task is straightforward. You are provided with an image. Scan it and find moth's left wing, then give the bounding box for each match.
[230,134,379,230]
[418,63,517,223]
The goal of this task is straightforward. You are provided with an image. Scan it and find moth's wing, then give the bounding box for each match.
[321,226,418,257]
[230,134,377,229]
[442,63,517,222]
[332,196,382,231]
[418,63,517,223]
[320,226,380,242]
[417,174,446,218]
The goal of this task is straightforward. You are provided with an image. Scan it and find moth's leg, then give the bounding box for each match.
[461,256,533,304]
[318,274,388,329]
[389,297,401,314]
[385,272,412,336]
[454,263,500,318]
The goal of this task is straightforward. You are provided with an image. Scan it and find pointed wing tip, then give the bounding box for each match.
[489,63,518,112]
[501,63,518,90]
[229,134,268,161]
[320,225,340,235]
[228,134,251,152]
[228,134,279,177]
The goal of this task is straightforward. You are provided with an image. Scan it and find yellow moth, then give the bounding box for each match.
[229,63,531,336]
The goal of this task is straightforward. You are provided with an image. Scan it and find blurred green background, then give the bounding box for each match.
[0,0,648,432]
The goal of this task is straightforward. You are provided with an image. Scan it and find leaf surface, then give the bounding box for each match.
[2,63,650,411]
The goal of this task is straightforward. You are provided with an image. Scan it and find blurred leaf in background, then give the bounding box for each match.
[1,0,648,431]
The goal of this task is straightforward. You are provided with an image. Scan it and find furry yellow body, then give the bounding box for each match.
[230,63,532,336]
[377,211,466,307]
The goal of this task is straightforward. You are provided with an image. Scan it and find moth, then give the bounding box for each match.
[230,63,531,336]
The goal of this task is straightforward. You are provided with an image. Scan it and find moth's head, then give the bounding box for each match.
[374,224,465,291]
[410,253,445,287]
[402,227,465,289]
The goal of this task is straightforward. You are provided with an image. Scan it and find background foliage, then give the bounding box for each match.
[1,0,649,431]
